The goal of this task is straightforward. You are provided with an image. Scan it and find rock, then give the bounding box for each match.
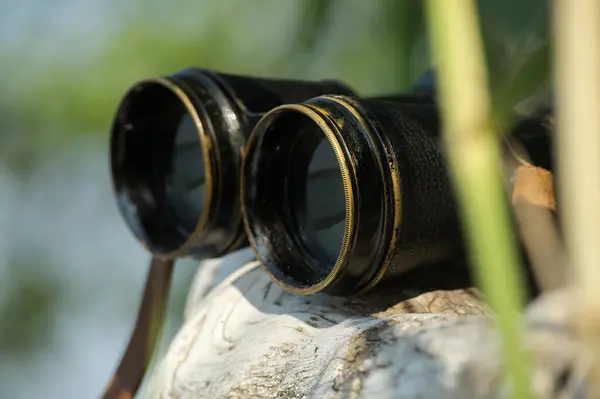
[144,249,588,398]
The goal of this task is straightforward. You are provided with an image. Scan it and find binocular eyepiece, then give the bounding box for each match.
[110,68,355,258]
[241,96,464,295]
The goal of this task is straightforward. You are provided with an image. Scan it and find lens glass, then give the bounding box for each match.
[163,112,205,233]
[292,134,346,266]
[112,82,208,254]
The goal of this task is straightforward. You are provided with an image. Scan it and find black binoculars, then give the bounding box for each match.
[110,68,552,296]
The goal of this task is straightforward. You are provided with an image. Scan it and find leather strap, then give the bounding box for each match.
[101,257,175,399]
[511,164,565,292]
[511,165,556,211]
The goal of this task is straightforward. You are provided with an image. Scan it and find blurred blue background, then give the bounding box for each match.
[0,1,548,397]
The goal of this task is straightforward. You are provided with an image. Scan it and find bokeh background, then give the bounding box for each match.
[0,1,548,397]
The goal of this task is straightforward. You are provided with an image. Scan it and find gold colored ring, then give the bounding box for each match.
[242,103,356,294]
[137,77,215,259]
[321,96,402,294]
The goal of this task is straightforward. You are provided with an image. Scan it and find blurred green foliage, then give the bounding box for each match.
[0,252,64,357]
[1,0,549,146]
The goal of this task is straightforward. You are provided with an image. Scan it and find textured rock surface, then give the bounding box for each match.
[145,249,587,398]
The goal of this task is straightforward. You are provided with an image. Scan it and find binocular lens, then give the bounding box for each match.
[243,108,358,291]
[301,140,347,263]
[111,68,356,259]
[283,116,348,272]
[166,114,206,232]
[111,80,209,255]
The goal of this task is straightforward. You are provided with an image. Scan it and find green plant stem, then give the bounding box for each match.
[424,1,531,398]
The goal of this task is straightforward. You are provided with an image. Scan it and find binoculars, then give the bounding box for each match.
[110,67,552,296]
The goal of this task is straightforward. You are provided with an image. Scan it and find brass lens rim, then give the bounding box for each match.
[151,77,214,258]
[110,77,214,258]
[241,103,356,295]
[321,96,403,294]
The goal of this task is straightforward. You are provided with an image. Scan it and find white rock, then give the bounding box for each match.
[144,249,587,398]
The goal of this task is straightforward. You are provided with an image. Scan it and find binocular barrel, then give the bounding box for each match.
[241,96,554,296]
[241,96,461,295]
[110,68,355,259]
